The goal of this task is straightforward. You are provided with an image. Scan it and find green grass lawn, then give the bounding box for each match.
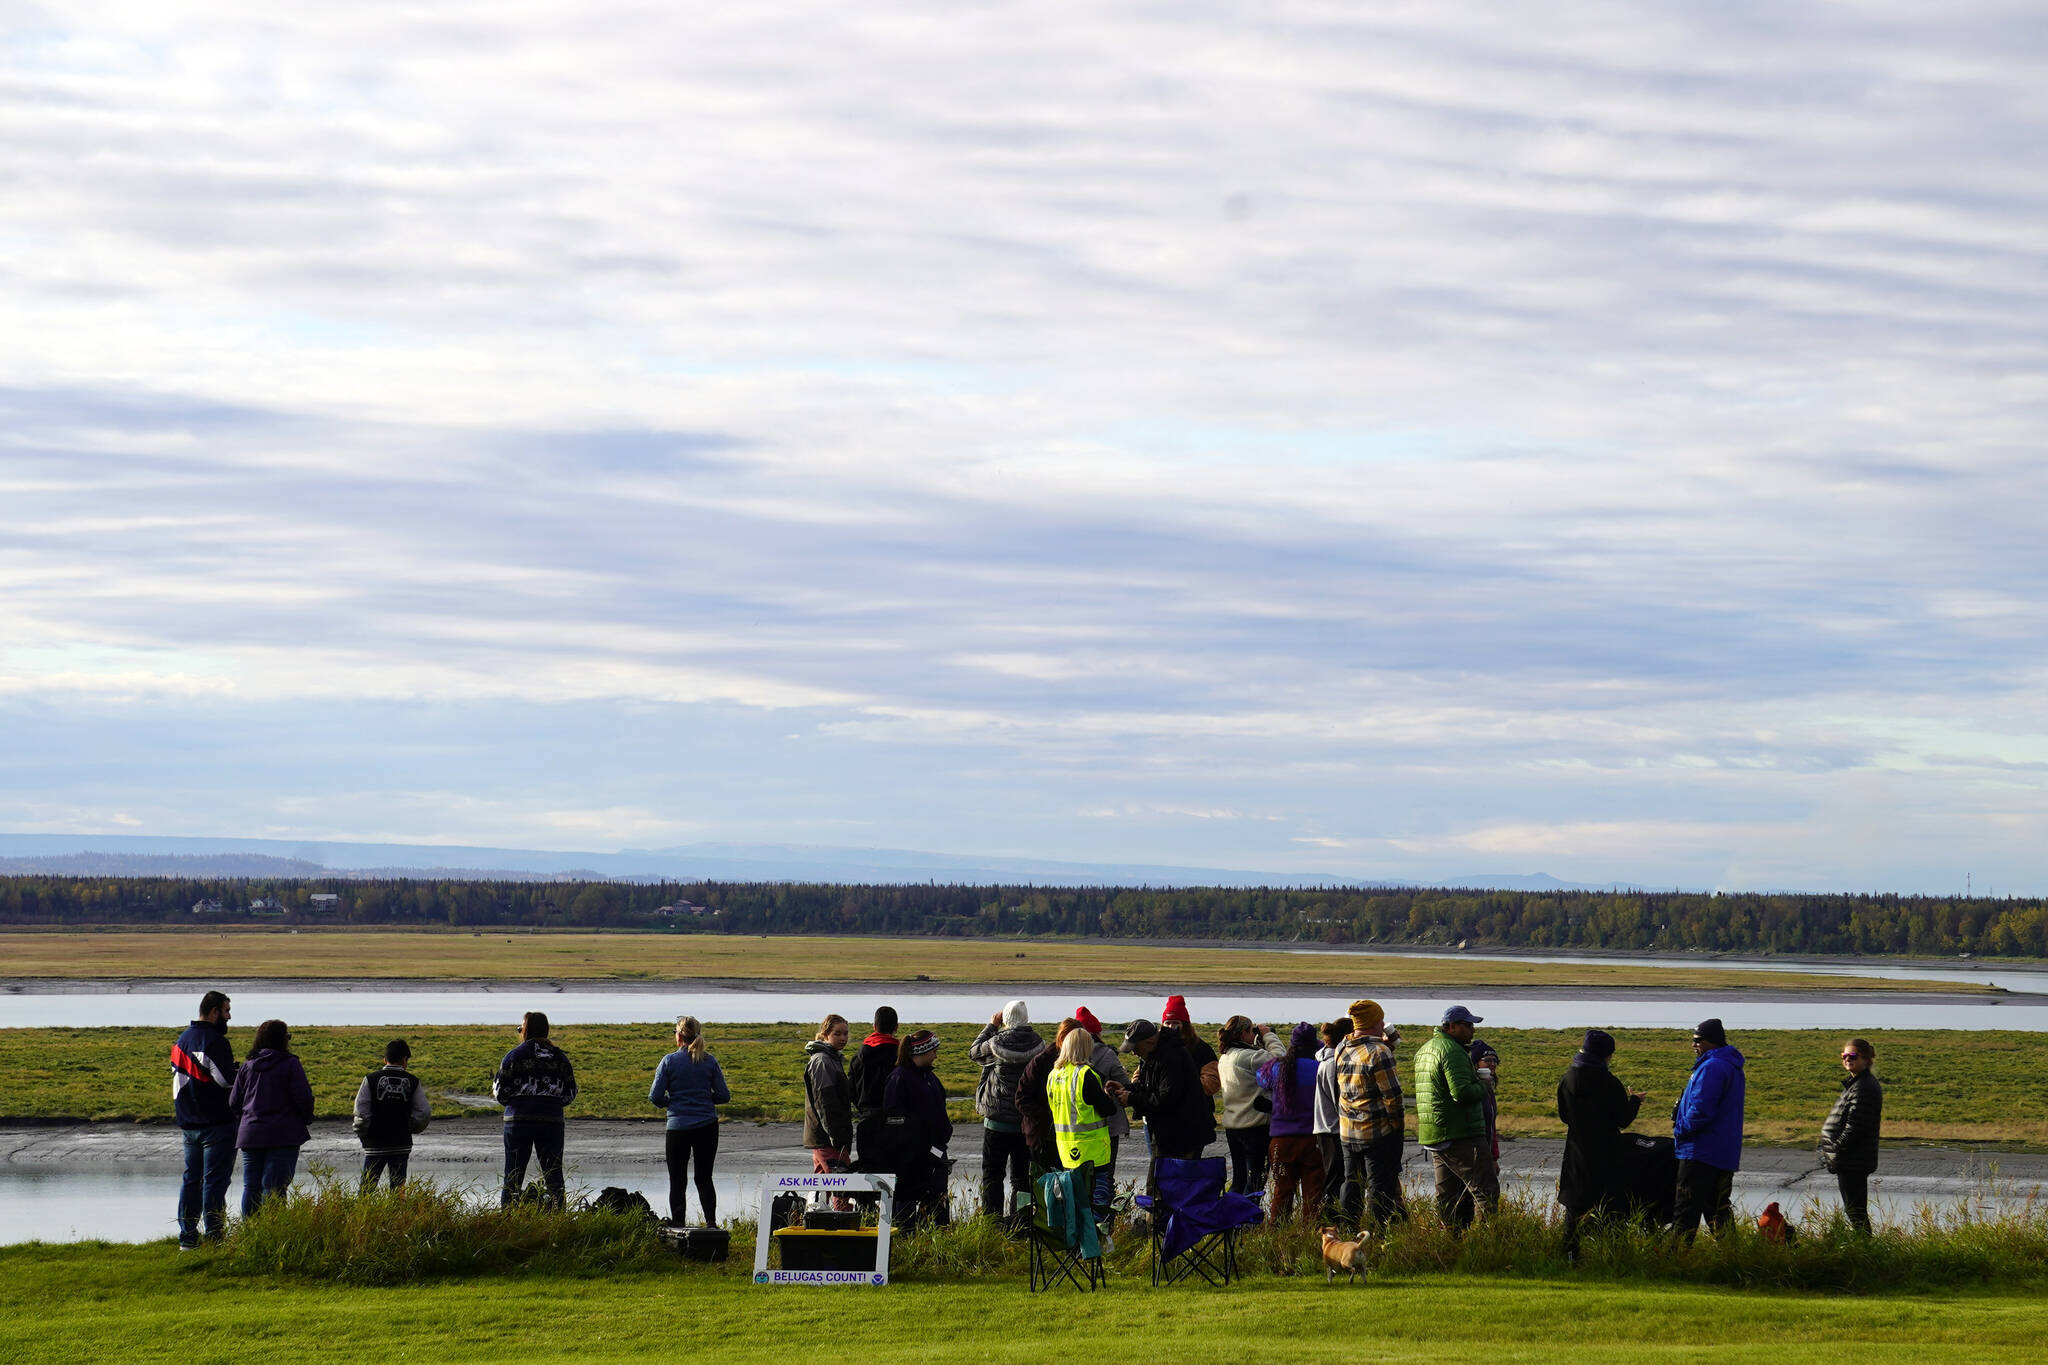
[12,1023,2048,1146]
[2,1242,2046,1364]
[0,928,1991,992]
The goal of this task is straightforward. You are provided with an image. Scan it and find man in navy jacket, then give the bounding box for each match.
[494,1011,577,1208]
[1671,1017,1746,1241]
[170,990,237,1247]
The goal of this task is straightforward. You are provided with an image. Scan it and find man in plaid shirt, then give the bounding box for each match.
[1335,998,1407,1226]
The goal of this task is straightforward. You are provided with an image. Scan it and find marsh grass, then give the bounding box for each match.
[214,1177,670,1284]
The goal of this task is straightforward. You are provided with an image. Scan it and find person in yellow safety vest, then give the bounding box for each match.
[1047,1026,1116,1215]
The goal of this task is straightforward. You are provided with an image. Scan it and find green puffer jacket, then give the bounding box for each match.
[1413,1029,1486,1145]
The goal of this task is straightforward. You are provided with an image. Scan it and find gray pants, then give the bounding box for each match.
[1427,1136,1498,1229]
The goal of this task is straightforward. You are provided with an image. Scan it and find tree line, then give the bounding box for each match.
[0,875,2044,958]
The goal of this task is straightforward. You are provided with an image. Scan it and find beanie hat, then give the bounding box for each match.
[1347,999,1384,1031]
[1290,1021,1317,1051]
[1693,1018,1727,1047]
[1003,999,1029,1029]
[1074,1006,1104,1038]
[1160,995,1191,1026]
[1582,1028,1616,1059]
[907,1030,940,1058]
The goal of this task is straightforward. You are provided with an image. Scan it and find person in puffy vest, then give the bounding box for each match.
[1046,1025,1115,1215]
[354,1037,431,1190]
[1818,1036,1882,1233]
[969,999,1046,1217]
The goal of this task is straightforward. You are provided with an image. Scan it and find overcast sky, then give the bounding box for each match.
[4,3,2046,891]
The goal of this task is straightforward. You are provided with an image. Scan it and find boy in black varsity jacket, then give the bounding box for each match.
[354,1038,432,1189]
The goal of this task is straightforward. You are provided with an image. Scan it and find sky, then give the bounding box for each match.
[3,2,2047,892]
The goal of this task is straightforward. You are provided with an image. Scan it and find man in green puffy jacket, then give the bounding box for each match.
[1414,1005,1498,1229]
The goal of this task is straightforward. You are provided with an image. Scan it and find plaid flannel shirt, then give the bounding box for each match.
[1335,1031,1404,1144]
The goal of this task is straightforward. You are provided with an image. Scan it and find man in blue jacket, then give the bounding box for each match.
[1671,1017,1745,1241]
[170,990,237,1249]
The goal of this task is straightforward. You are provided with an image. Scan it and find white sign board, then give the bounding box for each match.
[752,1172,896,1287]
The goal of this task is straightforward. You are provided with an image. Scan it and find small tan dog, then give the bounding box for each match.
[1319,1226,1370,1285]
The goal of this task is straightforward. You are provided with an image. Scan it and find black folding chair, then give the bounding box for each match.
[1026,1162,1103,1292]
[1136,1156,1261,1287]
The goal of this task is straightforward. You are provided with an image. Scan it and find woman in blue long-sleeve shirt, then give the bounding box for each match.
[649,1016,731,1225]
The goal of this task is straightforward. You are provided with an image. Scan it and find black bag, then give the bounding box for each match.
[1621,1135,1678,1225]
[1252,1092,1273,1114]
[588,1187,657,1222]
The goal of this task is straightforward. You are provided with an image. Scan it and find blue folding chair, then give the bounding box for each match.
[1135,1156,1262,1286]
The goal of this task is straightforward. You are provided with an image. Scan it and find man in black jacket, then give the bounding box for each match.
[493,1012,577,1208]
[1555,1028,1644,1261]
[170,990,237,1249]
[849,1005,899,1167]
[1819,1036,1883,1233]
[1112,1019,1215,1196]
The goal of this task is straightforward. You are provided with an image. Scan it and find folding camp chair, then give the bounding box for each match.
[1025,1162,1103,1292]
[1136,1156,1262,1287]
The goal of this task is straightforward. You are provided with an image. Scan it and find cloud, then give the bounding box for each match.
[2,4,2047,889]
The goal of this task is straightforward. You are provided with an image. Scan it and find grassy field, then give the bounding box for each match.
[3,1241,2047,1364]
[12,1022,2047,1145]
[0,929,1994,992]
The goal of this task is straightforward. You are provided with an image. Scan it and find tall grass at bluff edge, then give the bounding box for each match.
[210,1174,2048,1292]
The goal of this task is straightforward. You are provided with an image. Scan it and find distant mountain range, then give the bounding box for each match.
[0,832,1644,892]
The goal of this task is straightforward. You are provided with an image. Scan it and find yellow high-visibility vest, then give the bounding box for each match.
[1047,1061,1111,1170]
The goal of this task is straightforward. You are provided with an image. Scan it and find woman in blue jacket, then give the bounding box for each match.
[649,1016,731,1225]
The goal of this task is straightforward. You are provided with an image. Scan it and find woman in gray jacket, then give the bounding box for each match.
[1818,1036,1882,1233]
[803,1014,854,1173]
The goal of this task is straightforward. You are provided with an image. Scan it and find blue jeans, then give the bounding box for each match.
[178,1122,236,1243]
[240,1145,301,1217]
[502,1121,566,1208]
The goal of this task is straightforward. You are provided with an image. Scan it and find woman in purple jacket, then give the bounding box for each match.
[228,1018,316,1217]
[1257,1022,1326,1221]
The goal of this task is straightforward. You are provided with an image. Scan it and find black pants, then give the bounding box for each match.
[1316,1133,1344,1217]
[1342,1133,1407,1226]
[360,1150,410,1191]
[981,1126,1031,1216]
[1837,1169,1871,1233]
[501,1121,566,1209]
[1672,1158,1734,1241]
[1225,1124,1271,1196]
[665,1122,719,1225]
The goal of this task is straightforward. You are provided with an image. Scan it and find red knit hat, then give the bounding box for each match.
[1160,995,1191,1026]
[1074,1006,1103,1038]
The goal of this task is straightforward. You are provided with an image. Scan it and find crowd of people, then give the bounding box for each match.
[168,989,1886,1253]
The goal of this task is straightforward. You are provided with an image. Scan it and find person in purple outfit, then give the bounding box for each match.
[227,1018,315,1217]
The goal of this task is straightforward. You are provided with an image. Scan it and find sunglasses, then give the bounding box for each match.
[1840,1052,1863,1060]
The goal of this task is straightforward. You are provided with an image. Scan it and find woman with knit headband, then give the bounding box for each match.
[884,1029,952,1227]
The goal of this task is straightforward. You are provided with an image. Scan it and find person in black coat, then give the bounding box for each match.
[1819,1036,1883,1233]
[1112,1019,1215,1199]
[1556,1028,1644,1261]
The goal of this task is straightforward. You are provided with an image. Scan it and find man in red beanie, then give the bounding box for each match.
[1075,1007,1131,1197]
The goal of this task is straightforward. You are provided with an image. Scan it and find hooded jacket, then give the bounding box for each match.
[1312,1044,1342,1136]
[227,1048,314,1151]
[171,1018,237,1129]
[1258,1054,1322,1138]
[1555,1050,1642,1208]
[1125,1028,1215,1156]
[1819,1069,1881,1175]
[969,1022,1046,1128]
[803,1039,853,1151]
[848,1032,898,1120]
[1673,1044,1746,1171]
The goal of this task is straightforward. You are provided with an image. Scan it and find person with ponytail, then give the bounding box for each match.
[649,1014,731,1225]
